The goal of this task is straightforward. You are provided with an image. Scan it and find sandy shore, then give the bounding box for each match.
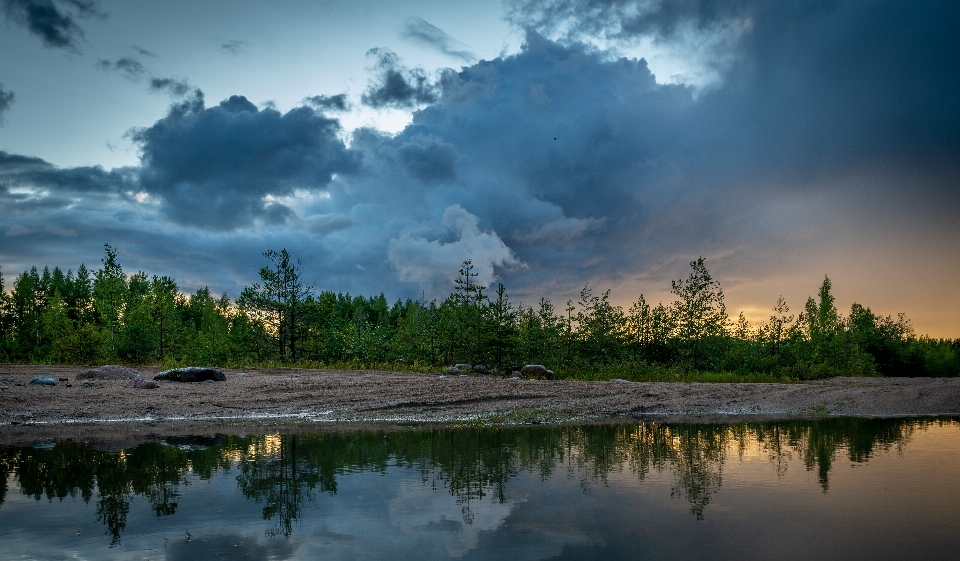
[1,364,958,443]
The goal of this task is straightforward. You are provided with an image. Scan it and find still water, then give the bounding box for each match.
[1,418,959,560]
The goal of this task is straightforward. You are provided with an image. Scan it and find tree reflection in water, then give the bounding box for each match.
[0,417,951,544]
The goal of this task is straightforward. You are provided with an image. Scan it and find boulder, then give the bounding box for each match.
[128,379,159,389]
[154,367,226,383]
[520,365,555,380]
[472,364,488,375]
[28,375,57,386]
[76,365,143,381]
[446,366,462,375]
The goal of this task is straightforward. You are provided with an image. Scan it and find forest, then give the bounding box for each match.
[0,245,956,380]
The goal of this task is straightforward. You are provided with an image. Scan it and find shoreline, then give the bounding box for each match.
[2,364,958,444]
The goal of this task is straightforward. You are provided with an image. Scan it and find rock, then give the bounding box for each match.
[439,375,448,379]
[610,378,630,383]
[472,364,488,375]
[29,375,57,386]
[0,385,8,390]
[128,379,159,389]
[446,366,462,375]
[58,377,69,382]
[236,372,247,377]
[76,365,143,381]
[520,365,554,380]
[154,367,226,383]
[454,363,472,371]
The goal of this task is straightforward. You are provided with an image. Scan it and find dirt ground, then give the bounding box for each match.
[1,363,958,444]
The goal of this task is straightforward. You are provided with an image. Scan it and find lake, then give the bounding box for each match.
[1,417,958,560]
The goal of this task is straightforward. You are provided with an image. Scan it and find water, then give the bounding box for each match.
[1,418,959,560]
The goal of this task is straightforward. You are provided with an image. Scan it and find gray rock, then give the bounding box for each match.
[472,364,488,374]
[76,365,143,381]
[446,366,463,375]
[454,363,472,371]
[610,378,630,383]
[28,375,57,386]
[154,367,226,383]
[520,365,554,380]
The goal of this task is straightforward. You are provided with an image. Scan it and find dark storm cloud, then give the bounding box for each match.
[219,39,249,55]
[0,84,14,121]
[304,93,350,112]
[396,134,458,183]
[0,0,103,52]
[148,77,192,97]
[401,17,477,62]
[96,56,146,81]
[130,94,359,230]
[0,150,135,197]
[504,0,757,42]
[361,48,442,109]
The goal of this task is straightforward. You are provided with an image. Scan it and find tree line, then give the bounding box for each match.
[0,245,957,379]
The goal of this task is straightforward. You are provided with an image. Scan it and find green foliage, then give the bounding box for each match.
[1,248,956,379]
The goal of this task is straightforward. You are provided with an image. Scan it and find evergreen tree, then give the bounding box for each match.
[238,249,313,362]
[670,257,728,369]
[93,244,127,358]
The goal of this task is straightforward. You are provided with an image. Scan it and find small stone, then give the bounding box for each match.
[128,379,159,389]
[0,385,8,390]
[610,378,630,383]
[236,372,247,377]
[58,377,69,382]
[439,375,448,379]
[29,375,57,386]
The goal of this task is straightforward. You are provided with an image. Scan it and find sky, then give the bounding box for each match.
[1,0,958,337]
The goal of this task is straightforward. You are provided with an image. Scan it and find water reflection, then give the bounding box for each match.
[0,417,956,553]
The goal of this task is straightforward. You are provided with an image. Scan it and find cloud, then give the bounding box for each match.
[129,95,359,230]
[401,17,477,63]
[304,93,350,112]
[388,205,524,292]
[361,48,442,109]
[0,84,14,122]
[0,0,104,52]
[219,39,249,55]
[0,150,135,197]
[148,77,192,97]
[96,56,146,81]
[130,44,157,58]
